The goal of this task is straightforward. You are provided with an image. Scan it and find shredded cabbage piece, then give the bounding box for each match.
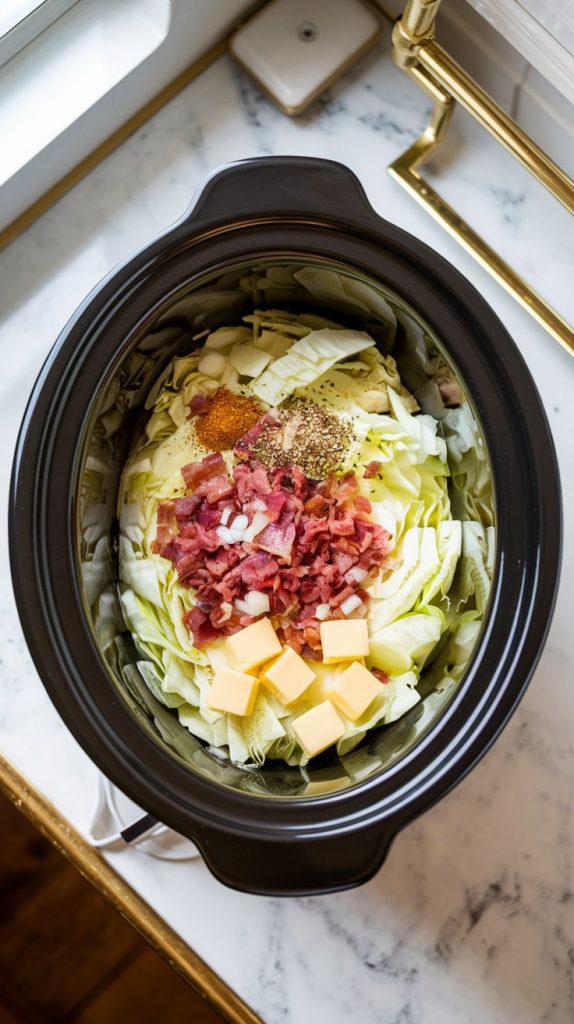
[112,305,493,766]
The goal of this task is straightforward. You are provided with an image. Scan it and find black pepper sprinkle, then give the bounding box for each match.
[252,398,352,479]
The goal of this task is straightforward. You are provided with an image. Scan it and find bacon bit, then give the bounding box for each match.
[371,667,390,683]
[196,502,222,529]
[152,500,177,553]
[155,458,391,649]
[181,452,226,489]
[188,393,208,415]
[183,606,220,648]
[355,495,372,514]
[255,521,296,563]
[329,509,356,536]
[174,495,202,520]
[304,494,330,517]
[195,474,235,504]
[234,413,280,458]
[364,460,382,479]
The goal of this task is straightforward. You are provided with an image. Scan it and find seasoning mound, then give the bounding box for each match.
[252,398,351,479]
[191,388,263,450]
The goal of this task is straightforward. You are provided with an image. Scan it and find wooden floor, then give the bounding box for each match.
[0,790,224,1023]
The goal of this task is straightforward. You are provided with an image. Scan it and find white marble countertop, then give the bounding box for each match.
[1,32,574,1024]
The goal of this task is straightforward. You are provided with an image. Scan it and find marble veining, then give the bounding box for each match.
[1,32,573,1024]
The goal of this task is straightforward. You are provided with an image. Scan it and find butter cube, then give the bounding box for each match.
[207,667,259,717]
[328,661,383,721]
[292,700,345,758]
[260,647,316,705]
[320,619,369,663]
[226,617,282,671]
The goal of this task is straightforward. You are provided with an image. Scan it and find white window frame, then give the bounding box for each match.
[0,0,81,69]
[0,0,255,236]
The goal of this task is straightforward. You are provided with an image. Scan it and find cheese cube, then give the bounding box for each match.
[292,700,345,758]
[226,617,282,671]
[328,661,383,721]
[207,667,259,717]
[260,647,316,705]
[320,619,369,663]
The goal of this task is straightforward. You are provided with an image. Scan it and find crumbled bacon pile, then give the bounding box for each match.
[153,453,391,656]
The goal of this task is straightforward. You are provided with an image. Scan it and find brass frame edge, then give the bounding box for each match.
[389,0,574,357]
[0,36,228,252]
[0,752,262,1024]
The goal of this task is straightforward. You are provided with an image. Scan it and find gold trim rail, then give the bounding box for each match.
[389,0,574,358]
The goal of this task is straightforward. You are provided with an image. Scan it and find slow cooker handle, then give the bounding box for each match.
[183,156,379,231]
[179,156,395,895]
[194,822,397,896]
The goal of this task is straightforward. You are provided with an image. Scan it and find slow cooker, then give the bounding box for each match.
[10,157,561,895]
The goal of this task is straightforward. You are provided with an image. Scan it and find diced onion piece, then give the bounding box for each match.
[231,514,248,532]
[198,351,227,379]
[219,602,233,622]
[315,603,330,621]
[244,590,270,616]
[216,525,234,544]
[234,598,250,614]
[340,594,363,616]
[229,530,246,544]
[229,513,248,543]
[244,511,270,543]
[346,566,368,584]
[220,507,232,526]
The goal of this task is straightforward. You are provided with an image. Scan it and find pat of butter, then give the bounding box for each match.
[328,661,383,721]
[320,619,369,663]
[260,647,316,705]
[207,667,259,717]
[292,700,345,758]
[226,617,282,671]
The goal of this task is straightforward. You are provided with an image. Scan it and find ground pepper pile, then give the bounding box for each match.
[252,398,351,479]
[191,388,263,450]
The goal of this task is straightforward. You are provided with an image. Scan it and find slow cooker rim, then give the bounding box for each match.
[10,184,561,846]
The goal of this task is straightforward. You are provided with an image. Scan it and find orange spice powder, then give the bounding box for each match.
[193,388,263,450]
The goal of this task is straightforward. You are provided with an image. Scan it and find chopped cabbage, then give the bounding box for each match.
[250,329,374,406]
[113,306,493,767]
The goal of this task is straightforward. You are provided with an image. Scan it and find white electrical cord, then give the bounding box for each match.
[88,775,200,860]
[89,775,168,850]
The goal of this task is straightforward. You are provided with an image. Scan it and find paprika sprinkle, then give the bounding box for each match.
[190,388,263,450]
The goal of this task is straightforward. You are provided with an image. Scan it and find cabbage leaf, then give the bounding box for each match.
[114,308,493,766]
